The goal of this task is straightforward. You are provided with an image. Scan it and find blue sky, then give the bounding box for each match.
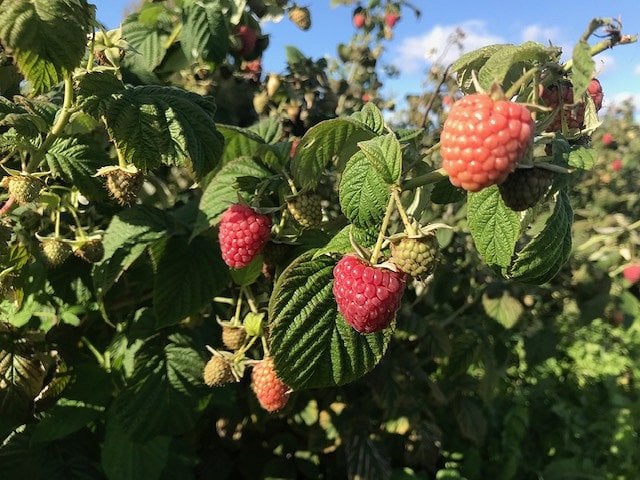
[93,0,640,109]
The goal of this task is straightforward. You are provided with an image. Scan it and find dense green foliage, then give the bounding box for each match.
[0,1,638,479]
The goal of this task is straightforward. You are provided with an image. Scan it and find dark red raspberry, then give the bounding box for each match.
[235,25,257,57]
[541,78,603,132]
[218,204,271,269]
[498,167,554,211]
[440,94,534,192]
[251,357,290,412]
[332,255,406,333]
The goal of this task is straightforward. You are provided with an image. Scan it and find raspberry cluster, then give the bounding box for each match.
[541,78,603,132]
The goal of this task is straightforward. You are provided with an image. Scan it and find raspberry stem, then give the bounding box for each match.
[392,188,417,236]
[504,67,539,100]
[369,193,396,265]
[26,75,75,173]
[401,167,447,191]
[233,291,244,326]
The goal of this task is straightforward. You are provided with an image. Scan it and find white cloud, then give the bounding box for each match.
[394,20,504,74]
[633,64,640,75]
[520,24,561,43]
[606,92,640,109]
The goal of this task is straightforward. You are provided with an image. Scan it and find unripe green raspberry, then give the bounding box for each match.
[391,235,439,278]
[41,238,72,267]
[498,167,554,211]
[203,356,235,387]
[75,239,105,263]
[287,193,323,229]
[7,175,43,205]
[222,325,246,351]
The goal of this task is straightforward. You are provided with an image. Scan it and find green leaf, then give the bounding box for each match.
[229,255,263,286]
[152,235,229,328]
[76,71,126,118]
[105,85,224,178]
[467,186,520,268]
[313,225,378,258]
[93,206,170,295]
[112,332,208,440]
[122,15,167,71]
[249,117,284,144]
[269,252,391,390]
[102,416,171,480]
[192,157,271,237]
[0,0,94,93]
[571,40,595,101]
[455,398,487,445]
[339,151,390,229]
[45,136,110,199]
[430,178,466,204]
[291,118,376,190]
[478,42,559,91]
[567,145,597,170]
[357,133,402,184]
[285,45,306,65]
[451,44,508,93]
[352,102,385,135]
[180,1,229,64]
[509,190,573,284]
[482,290,523,329]
[31,364,112,443]
[217,125,266,165]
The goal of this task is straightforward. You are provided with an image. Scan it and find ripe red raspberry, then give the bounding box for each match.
[440,94,534,192]
[541,79,603,132]
[384,12,400,27]
[251,357,289,412]
[622,264,640,284]
[602,132,614,146]
[218,204,271,269]
[587,78,604,110]
[235,25,257,57]
[611,158,623,172]
[353,12,366,29]
[332,255,406,333]
[498,167,554,211]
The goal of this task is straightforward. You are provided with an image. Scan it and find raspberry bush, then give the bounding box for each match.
[0,1,638,479]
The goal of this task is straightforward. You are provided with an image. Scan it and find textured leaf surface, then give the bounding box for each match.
[313,225,378,258]
[567,145,597,170]
[76,71,126,117]
[0,0,94,93]
[45,136,110,198]
[93,206,170,295]
[357,133,402,184]
[482,291,523,329]
[105,85,224,178]
[509,191,573,284]
[102,416,171,480]
[112,332,207,440]
[269,252,391,390]
[467,186,520,268]
[352,102,386,135]
[291,118,375,190]
[430,178,466,204]
[122,16,167,71]
[340,151,390,229]
[152,235,229,328]
[571,41,595,101]
[181,1,229,63]
[192,156,271,237]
